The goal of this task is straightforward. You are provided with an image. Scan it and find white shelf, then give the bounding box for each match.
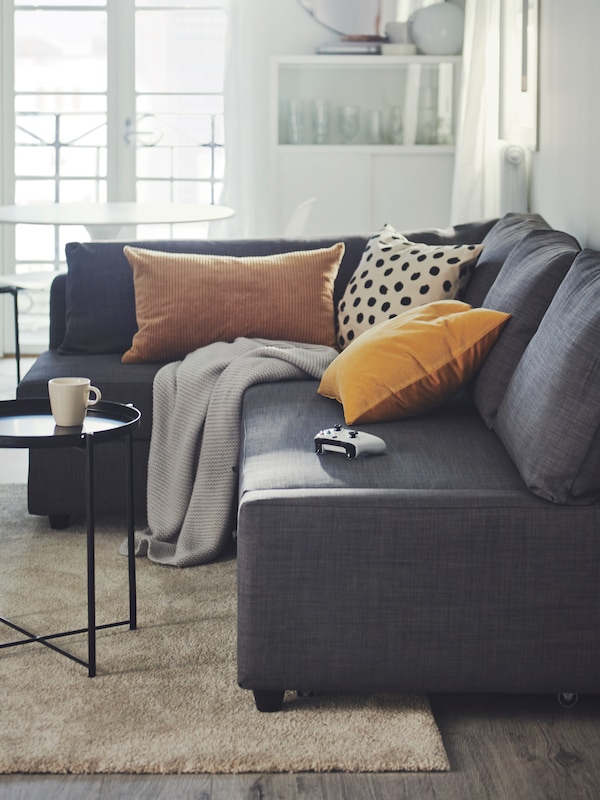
[270,54,462,235]
[276,144,456,155]
[272,55,462,66]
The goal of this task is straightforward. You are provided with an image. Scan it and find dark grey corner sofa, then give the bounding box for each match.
[17,212,600,711]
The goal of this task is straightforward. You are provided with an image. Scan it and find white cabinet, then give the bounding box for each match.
[270,55,461,235]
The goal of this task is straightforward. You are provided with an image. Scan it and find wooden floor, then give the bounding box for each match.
[0,692,599,799]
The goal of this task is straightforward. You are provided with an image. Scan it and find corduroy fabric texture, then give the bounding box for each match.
[122,243,344,363]
[60,237,366,356]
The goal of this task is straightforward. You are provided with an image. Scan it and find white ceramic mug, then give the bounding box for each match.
[48,377,101,427]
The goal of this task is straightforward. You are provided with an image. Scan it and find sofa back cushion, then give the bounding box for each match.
[57,222,497,357]
[461,213,554,308]
[473,228,580,427]
[61,241,139,355]
[495,249,600,505]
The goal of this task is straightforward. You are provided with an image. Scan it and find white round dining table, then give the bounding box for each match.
[0,201,235,240]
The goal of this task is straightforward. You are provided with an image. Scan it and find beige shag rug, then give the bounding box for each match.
[0,485,449,774]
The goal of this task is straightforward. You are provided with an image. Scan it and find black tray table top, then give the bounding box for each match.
[0,399,140,448]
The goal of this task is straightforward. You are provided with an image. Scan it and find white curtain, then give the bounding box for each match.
[450,0,503,223]
[211,0,272,238]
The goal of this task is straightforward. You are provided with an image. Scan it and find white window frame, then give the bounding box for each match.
[1,0,16,357]
[1,0,226,357]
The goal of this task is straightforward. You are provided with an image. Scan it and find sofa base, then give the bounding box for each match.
[25,441,150,526]
[237,382,600,699]
[238,493,600,696]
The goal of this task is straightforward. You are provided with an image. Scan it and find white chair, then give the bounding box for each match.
[283,197,316,237]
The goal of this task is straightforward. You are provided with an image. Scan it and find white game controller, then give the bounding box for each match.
[314,424,387,459]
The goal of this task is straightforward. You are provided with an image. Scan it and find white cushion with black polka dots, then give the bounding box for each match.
[336,223,483,349]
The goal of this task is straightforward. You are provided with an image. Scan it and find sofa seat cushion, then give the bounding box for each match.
[240,381,543,499]
[16,350,165,439]
[473,227,580,427]
[495,249,600,505]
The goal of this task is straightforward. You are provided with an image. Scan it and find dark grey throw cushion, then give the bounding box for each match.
[495,249,600,505]
[461,213,554,308]
[60,241,139,355]
[473,228,580,427]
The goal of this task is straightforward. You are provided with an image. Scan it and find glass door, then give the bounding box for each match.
[3,0,226,352]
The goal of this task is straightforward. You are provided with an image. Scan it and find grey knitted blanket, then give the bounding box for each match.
[125,337,338,567]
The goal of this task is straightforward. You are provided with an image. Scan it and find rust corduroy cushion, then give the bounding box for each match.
[122,243,345,363]
[318,300,511,424]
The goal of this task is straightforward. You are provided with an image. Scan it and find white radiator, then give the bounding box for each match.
[500,144,528,215]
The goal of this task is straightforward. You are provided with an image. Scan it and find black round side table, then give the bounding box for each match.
[0,399,141,677]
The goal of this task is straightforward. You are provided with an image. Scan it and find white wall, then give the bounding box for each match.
[236,0,600,246]
[530,0,600,249]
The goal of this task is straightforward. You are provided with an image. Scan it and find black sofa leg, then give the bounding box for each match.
[254,690,285,713]
[558,692,579,708]
[48,514,71,530]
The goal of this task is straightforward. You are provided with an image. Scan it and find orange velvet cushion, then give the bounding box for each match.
[318,300,511,424]
[122,243,345,363]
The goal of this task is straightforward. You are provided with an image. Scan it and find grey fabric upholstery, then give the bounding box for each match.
[240,383,525,497]
[461,213,553,307]
[237,382,600,694]
[473,227,580,427]
[238,500,600,694]
[495,249,600,504]
[15,215,600,700]
[22,443,151,522]
[49,273,67,349]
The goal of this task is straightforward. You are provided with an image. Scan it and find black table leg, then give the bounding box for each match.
[126,432,137,630]
[85,433,96,678]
